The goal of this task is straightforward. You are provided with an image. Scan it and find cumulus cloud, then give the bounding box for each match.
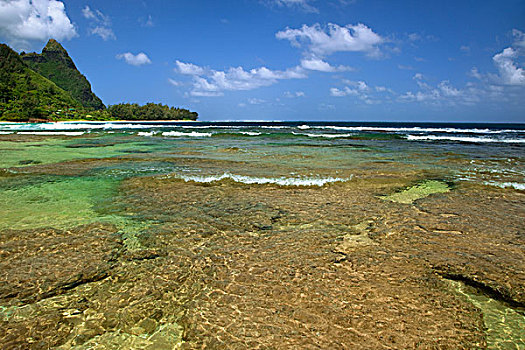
[82,5,115,41]
[174,61,307,96]
[300,57,353,72]
[268,0,318,13]
[330,87,358,97]
[399,75,468,104]
[330,80,396,105]
[492,47,525,86]
[116,52,152,66]
[175,61,206,75]
[276,23,384,57]
[330,80,371,100]
[438,81,461,97]
[0,0,77,50]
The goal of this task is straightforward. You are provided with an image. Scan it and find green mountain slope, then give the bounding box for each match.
[0,44,81,121]
[21,39,105,111]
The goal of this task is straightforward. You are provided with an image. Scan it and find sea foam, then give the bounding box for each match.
[161,131,212,137]
[17,131,86,136]
[484,181,525,190]
[293,132,353,138]
[406,135,525,143]
[317,126,521,134]
[171,173,350,186]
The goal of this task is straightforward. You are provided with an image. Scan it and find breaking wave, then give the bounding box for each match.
[316,126,522,134]
[170,173,350,186]
[161,131,212,137]
[483,181,525,190]
[406,135,525,143]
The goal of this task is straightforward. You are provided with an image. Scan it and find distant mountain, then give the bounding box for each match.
[0,40,197,122]
[21,39,105,111]
[0,43,81,121]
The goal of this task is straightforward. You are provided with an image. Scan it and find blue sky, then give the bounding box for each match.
[1,0,524,122]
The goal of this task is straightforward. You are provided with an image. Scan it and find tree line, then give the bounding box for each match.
[106,103,198,121]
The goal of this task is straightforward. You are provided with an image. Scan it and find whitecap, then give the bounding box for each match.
[137,131,157,136]
[317,126,522,134]
[180,125,243,129]
[293,132,353,138]
[484,181,525,190]
[16,131,86,136]
[170,173,350,186]
[406,135,525,143]
[161,131,212,137]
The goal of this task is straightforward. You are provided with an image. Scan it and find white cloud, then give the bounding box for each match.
[398,78,480,105]
[492,47,525,86]
[82,5,95,19]
[276,23,384,57]
[470,67,482,80]
[330,80,394,105]
[408,33,421,42]
[342,80,369,91]
[174,60,307,96]
[116,52,152,66]
[248,98,266,104]
[0,0,77,50]
[175,61,206,75]
[438,81,461,97]
[168,78,181,86]
[330,86,358,97]
[284,91,305,98]
[512,29,525,49]
[190,90,224,97]
[91,26,115,41]
[268,0,318,13]
[83,6,115,41]
[300,57,352,72]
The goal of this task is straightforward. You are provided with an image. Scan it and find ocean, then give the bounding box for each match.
[0,121,524,348]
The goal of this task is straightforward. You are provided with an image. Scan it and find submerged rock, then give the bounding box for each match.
[381,180,450,204]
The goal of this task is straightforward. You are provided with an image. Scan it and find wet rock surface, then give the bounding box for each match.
[0,157,523,349]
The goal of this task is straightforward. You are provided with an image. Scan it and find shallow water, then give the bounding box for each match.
[0,121,523,349]
[449,280,525,349]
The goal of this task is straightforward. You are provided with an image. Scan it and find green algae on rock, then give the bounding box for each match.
[0,176,120,230]
[380,180,450,204]
[448,280,525,349]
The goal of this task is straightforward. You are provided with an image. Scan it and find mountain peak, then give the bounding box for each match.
[43,39,67,53]
[21,40,105,110]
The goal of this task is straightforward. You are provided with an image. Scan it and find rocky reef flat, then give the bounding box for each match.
[0,123,523,349]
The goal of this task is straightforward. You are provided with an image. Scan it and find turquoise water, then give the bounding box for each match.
[1,122,523,230]
[0,121,524,348]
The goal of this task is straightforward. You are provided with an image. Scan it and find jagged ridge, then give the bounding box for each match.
[21,39,105,110]
[0,43,81,121]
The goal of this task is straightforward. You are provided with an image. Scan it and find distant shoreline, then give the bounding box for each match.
[0,119,199,124]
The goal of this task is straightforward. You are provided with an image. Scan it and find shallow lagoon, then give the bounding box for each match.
[0,121,523,348]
